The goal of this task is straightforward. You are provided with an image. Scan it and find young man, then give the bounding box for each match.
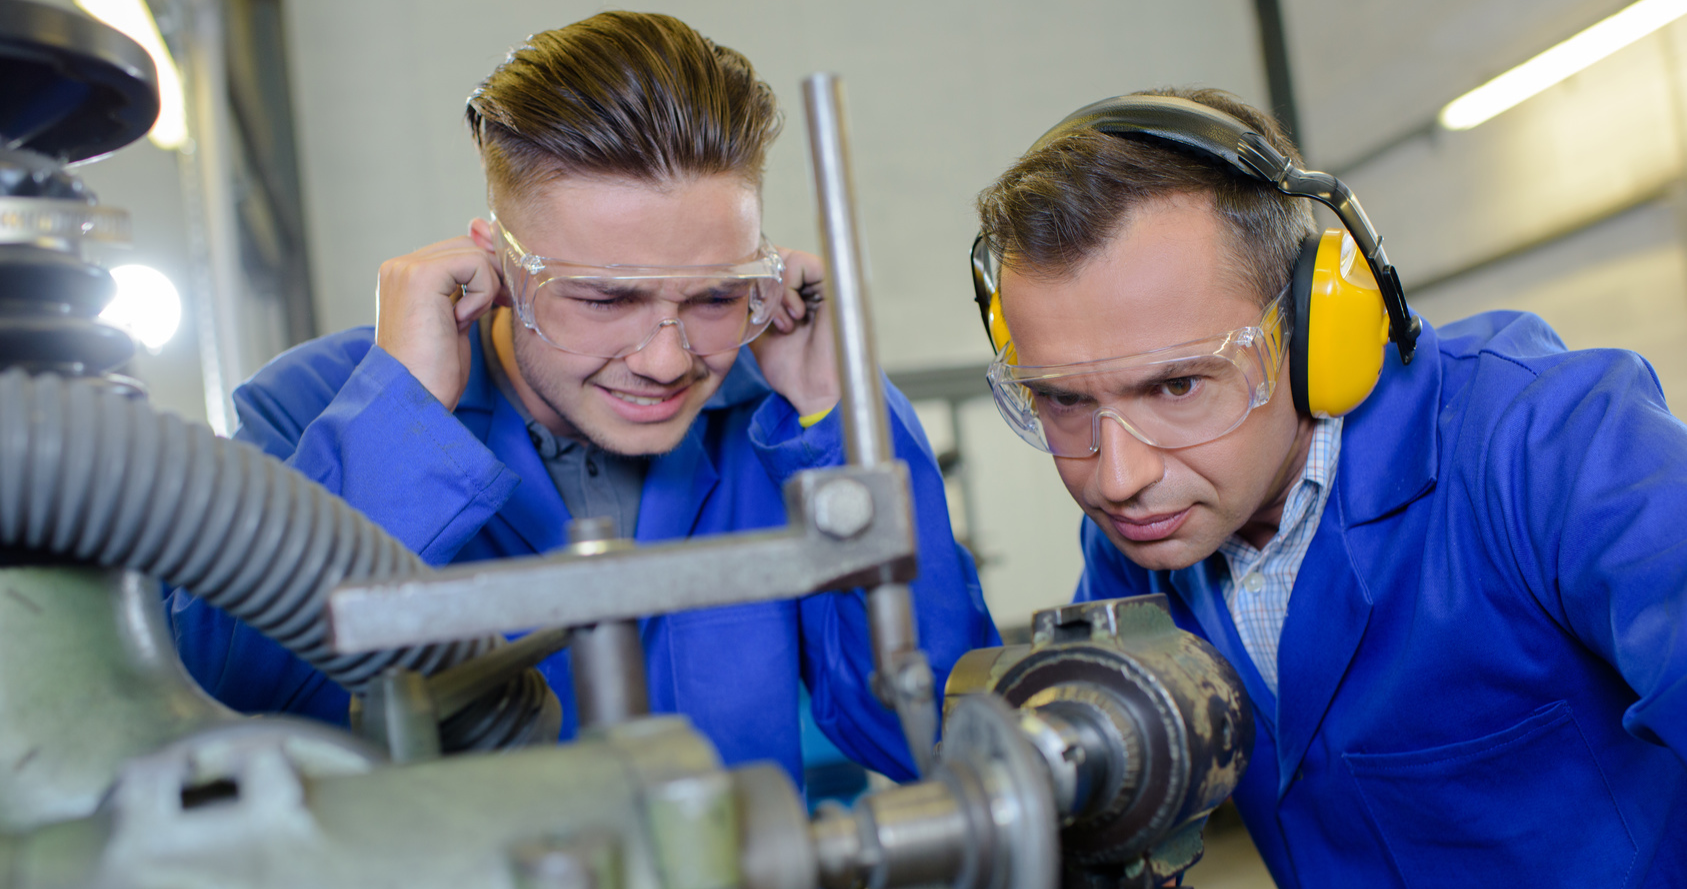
[169,11,997,784]
[974,88,1685,886]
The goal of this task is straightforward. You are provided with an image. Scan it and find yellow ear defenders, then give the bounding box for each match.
[970,95,1421,419]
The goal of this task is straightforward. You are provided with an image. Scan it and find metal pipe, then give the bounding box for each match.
[802,72,936,776]
[803,73,892,469]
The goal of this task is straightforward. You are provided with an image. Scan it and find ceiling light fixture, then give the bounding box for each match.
[1440,0,1687,130]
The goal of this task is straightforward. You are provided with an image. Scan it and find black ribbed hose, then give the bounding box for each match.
[0,369,556,751]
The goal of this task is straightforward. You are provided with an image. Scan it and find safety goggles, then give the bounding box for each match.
[498,224,783,359]
[987,292,1288,456]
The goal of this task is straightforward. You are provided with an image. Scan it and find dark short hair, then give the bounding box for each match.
[977,87,1315,304]
[465,11,782,201]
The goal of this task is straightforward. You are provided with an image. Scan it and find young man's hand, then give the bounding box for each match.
[749,248,839,418]
[373,230,503,411]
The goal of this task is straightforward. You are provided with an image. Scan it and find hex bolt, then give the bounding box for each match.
[812,478,874,539]
[894,659,933,699]
[511,834,619,889]
[511,844,593,889]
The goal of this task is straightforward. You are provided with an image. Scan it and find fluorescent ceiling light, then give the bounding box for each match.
[75,0,189,149]
[101,264,183,352]
[1440,0,1687,130]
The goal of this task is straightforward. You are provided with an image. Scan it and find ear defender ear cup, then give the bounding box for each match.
[1289,234,1318,417]
[987,290,1013,355]
[1293,229,1392,418]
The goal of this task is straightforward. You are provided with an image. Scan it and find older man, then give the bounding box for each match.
[972,87,1685,887]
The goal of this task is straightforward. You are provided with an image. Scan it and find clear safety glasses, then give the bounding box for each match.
[987,294,1289,456]
[498,225,784,359]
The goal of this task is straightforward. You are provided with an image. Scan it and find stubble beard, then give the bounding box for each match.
[510,328,714,458]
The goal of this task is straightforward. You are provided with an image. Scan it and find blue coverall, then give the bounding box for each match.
[1078,312,1687,887]
[170,328,999,784]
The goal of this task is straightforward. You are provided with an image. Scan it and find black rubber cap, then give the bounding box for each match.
[0,0,160,161]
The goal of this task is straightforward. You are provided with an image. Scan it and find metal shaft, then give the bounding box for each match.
[566,517,649,730]
[803,72,935,775]
[803,72,892,469]
[572,621,648,730]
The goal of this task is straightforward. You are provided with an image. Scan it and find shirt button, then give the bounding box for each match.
[586,459,599,477]
[1243,572,1265,592]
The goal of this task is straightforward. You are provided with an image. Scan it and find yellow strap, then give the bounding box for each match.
[798,405,835,428]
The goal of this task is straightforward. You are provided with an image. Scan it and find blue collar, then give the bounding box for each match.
[1331,319,1443,525]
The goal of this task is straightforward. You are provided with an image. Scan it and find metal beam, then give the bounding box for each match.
[1253,0,1302,144]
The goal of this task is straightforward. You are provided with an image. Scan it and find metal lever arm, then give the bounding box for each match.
[328,464,917,652]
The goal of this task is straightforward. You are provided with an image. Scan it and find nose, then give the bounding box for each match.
[623,319,696,384]
[1092,415,1165,506]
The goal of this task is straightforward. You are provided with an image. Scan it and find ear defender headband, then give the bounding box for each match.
[971,95,1422,418]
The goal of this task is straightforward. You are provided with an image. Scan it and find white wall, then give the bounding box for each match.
[1412,198,1687,410]
[283,2,1269,373]
[280,0,1271,630]
[1341,21,1687,294]
[1293,3,1687,414]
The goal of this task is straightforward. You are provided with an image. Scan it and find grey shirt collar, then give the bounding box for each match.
[479,315,648,541]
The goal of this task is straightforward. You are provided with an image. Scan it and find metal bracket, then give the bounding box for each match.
[327,464,917,653]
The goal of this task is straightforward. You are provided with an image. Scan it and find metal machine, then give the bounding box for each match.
[0,3,1254,886]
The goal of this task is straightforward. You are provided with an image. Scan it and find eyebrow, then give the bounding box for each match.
[677,280,754,302]
[1023,379,1092,401]
[1138,355,1229,382]
[1023,355,1232,399]
[560,279,651,300]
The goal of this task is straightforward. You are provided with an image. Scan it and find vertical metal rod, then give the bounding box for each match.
[572,621,648,729]
[566,517,648,730]
[803,73,893,469]
[365,667,442,764]
[867,584,918,688]
[803,73,936,775]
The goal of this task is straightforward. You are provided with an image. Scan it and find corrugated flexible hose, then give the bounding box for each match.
[0,369,556,751]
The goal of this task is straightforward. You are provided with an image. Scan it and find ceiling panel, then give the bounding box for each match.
[1283,0,1634,168]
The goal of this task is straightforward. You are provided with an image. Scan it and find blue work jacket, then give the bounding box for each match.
[169,327,998,784]
[1077,312,1687,888]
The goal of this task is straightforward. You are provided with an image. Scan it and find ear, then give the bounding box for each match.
[468,217,498,253]
[467,217,514,308]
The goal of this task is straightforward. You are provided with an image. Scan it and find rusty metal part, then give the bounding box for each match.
[808,695,1059,889]
[942,595,1253,878]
